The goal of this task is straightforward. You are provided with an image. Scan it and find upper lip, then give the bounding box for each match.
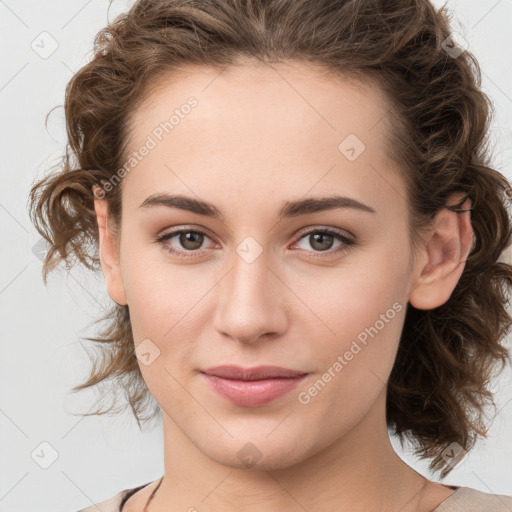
[201,365,308,381]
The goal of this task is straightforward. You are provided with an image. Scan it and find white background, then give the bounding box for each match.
[1,1,511,510]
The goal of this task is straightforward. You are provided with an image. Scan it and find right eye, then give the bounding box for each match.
[154,227,217,257]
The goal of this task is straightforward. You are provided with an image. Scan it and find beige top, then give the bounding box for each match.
[75,483,512,511]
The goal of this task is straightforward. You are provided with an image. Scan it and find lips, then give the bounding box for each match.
[200,365,309,407]
[201,365,307,381]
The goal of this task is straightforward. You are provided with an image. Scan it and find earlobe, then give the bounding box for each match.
[92,186,128,306]
[409,195,474,310]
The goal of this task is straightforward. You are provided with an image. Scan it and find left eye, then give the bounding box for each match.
[293,228,355,254]
[155,227,355,257]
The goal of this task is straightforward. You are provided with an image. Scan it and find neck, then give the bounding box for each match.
[150,387,427,512]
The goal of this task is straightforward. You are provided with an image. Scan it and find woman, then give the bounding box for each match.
[28,0,512,510]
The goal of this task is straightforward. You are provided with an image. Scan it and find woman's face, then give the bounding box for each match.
[98,61,423,469]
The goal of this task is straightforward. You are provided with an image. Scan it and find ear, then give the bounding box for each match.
[408,192,475,310]
[92,185,128,306]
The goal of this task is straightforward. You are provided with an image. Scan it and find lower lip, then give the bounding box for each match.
[201,373,308,407]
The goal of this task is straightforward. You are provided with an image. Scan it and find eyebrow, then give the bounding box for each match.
[138,193,376,220]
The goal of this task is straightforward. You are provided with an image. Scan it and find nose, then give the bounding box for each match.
[213,243,288,345]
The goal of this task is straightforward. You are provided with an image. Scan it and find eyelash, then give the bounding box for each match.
[154,226,356,259]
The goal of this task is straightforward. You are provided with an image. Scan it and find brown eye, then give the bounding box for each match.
[293,227,356,256]
[308,232,335,251]
[176,231,205,250]
[155,228,214,257]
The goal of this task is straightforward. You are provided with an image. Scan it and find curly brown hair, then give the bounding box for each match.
[27,0,512,478]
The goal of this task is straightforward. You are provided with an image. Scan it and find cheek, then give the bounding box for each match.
[119,230,206,328]
[310,289,405,387]
[295,244,406,335]
[122,223,408,356]
[295,278,406,429]
[297,248,408,384]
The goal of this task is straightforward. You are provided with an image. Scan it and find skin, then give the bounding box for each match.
[93,61,474,511]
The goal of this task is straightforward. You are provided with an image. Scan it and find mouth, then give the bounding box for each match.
[200,365,309,407]
[201,364,308,380]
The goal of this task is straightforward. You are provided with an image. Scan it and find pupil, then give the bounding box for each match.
[181,231,203,250]
[312,233,333,251]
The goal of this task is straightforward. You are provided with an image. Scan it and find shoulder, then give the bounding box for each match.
[435,486,512,511]
[74,482,151,512]
[74,490,127,512]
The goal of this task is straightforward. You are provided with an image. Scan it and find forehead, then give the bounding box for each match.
[121,61,407,219]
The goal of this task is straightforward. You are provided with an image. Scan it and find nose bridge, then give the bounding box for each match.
[230,239,271,300]
[214,236,286,343]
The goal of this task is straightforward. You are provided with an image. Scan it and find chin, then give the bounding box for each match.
[198,434,313,472]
